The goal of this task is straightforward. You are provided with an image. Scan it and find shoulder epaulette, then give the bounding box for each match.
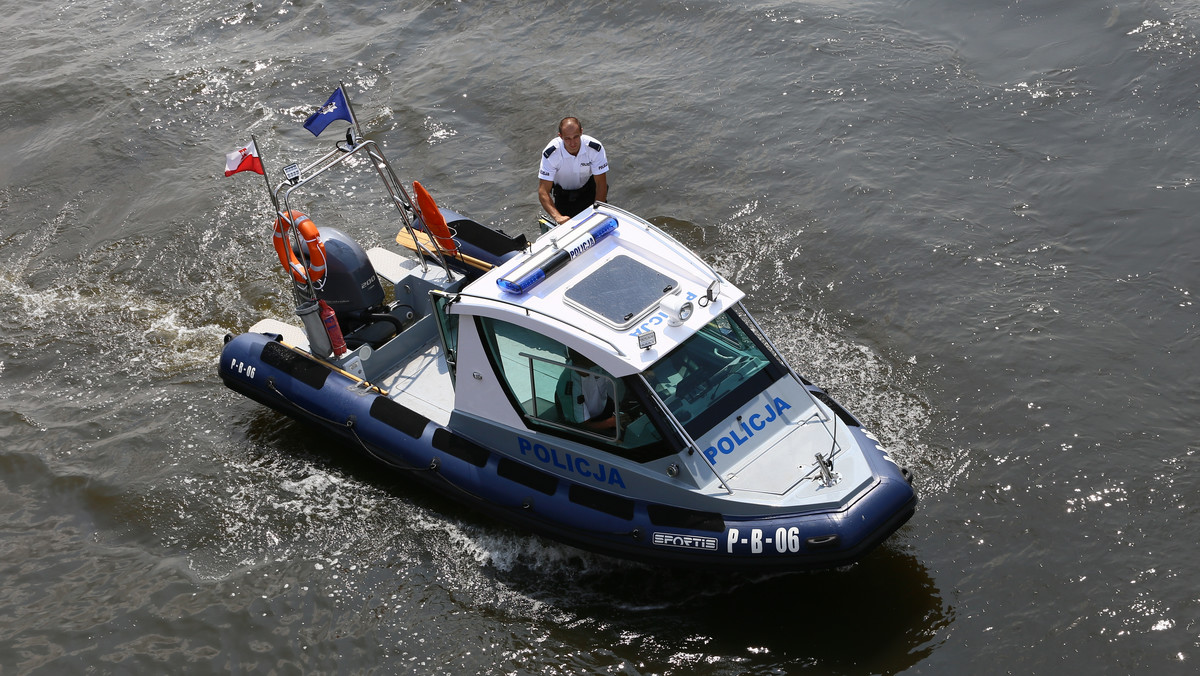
[588,141,602,152]
[543,145,556,159]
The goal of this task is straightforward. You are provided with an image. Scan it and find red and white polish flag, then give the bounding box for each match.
[224,140,264,177]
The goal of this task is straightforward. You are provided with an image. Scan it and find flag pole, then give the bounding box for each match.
[339,81,364,142]
[251,134,280,213]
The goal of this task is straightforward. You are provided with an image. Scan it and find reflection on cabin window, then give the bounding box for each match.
[478,317,669,460]
[640,308,777,438]
[480,317,569,421]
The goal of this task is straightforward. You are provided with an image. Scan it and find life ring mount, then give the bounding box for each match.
[272,210,328,285]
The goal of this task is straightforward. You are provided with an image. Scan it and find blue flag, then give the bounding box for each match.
[303,87,353,136]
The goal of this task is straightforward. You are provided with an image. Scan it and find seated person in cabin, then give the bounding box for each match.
[556,351,624,433]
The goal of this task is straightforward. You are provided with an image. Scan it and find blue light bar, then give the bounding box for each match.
[497,216,618,295]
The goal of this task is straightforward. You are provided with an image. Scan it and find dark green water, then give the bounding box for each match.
[2,0,1197,673]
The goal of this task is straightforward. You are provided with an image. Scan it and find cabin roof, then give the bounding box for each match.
[453,204,743,377]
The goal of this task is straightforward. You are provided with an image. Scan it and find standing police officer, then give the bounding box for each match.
[538,117,609,225]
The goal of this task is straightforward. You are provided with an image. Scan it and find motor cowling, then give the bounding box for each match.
[294,227,384,332]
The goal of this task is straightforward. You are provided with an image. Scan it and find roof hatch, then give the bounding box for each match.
[563,254,678,330]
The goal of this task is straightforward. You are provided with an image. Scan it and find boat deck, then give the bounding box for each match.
[247,317,454,426]
[375,337,453,425]
[248,243,456,427]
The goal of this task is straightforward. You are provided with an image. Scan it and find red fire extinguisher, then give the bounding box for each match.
[318,300,347,357]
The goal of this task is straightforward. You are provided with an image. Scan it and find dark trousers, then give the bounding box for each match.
[552,175,597,218]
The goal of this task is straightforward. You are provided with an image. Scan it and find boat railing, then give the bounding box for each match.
[273,134,457,301]
[596,202,728,292]
[360,142,454,276]
[634,373,737,495]
[584,206,847,475]
[512,348,735,494]
[737,301,844,461]
[595,204,847,468]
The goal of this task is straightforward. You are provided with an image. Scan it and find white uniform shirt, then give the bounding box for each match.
[538,134,609,190]
[558,366,613,424]
[578,372,611,421]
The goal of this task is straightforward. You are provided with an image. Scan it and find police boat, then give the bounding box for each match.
[218,110,916,571]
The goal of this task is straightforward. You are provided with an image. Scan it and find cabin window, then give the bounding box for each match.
[641,307,783,439]
[476,317,672,461]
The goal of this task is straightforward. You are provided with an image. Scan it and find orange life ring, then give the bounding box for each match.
[272,210,328,285]
[412,180,457,255]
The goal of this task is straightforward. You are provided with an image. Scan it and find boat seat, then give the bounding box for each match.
[444,216,528,260]
[344,321,396,351]
[342,304,412,351]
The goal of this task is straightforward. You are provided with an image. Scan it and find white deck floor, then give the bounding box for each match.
[247,318,455,426]
[375,337,454,426]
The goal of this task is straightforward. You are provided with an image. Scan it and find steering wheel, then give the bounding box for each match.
[701,355,752,402]
[712,353,749,381]
[619,397,644,422]
[713,346,736,361]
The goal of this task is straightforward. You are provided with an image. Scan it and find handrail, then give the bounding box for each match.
[516,350,734,494]
[272,136,457,300]
[362,143,455,276]
[736,301,842,459]
[595,203,729,292]
[518,352,628,445]
[635,373,735,495]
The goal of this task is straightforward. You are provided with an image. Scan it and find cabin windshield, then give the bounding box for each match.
[642,306,783,439]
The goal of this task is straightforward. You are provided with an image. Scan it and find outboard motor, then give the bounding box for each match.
[295,227,384,331]
[292,227,406,351]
